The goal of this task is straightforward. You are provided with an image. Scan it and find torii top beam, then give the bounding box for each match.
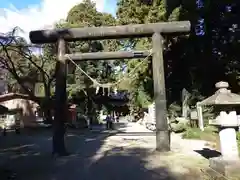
[29,21,191,44]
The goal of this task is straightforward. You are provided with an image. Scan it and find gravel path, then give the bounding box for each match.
[93,122,212,178]
[0,120,212,180]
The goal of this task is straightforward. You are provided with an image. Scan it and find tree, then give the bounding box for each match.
[47,0,121,155]
[0,0,120,156]
[0,28,56,123]
[48,0,120,123]
[201,1,240,92]
[116,0,240,119]
[116,0,185,112]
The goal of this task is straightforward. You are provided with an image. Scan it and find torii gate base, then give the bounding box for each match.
[29,21,190,155]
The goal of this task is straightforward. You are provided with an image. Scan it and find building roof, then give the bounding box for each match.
[199,81,240,105]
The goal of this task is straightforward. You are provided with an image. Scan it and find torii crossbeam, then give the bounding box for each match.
[29,21,191,155]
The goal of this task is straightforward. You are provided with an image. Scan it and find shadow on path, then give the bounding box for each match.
[0,123,201,180]
[194,148,221,159]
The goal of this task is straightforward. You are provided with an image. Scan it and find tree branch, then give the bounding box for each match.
[0,41,36,98]
[0,29,57,102]
[7,46,50,80]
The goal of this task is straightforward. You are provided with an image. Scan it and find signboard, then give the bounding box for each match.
[34,83,45,97]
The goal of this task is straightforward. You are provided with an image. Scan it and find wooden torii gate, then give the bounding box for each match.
[29,21,190,156]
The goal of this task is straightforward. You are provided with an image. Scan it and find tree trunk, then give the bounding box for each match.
[42,104,53,124]
[42,87,53,124]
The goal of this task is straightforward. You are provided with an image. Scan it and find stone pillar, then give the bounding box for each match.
[209,110,240,178]
[152,33,170,152]
[215,111,239,160]
[196,102,204,131]
[182,88,190,118]
[219,127,239,160]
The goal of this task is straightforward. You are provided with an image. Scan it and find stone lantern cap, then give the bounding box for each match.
[198,81,240,105]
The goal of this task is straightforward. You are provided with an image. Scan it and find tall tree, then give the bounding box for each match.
[116,0,190,113]
[116,0,237,113]
[50,0,120,123]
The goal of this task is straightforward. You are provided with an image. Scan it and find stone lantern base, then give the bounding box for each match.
[209,157,240,179]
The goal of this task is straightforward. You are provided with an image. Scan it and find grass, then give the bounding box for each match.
[182,126,218,142]
[237,132,240,152]
[182,126,240,152]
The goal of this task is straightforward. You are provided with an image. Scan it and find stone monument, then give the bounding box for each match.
[208,81,240,178]
[182,88,190,118]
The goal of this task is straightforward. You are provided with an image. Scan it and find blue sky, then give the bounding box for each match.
[0,0,117,15]
[104,0,117,15]
[1,0,41,9]
[0,0,117,40]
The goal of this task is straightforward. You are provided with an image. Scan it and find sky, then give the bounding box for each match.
[0,0,117,40]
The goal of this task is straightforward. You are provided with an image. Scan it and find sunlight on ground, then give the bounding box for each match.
[0,122,216,179]
[89,123,211,179]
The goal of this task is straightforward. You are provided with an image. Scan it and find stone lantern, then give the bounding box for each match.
[202,81,240,178]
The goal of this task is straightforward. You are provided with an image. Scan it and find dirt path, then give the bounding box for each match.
[94,122,212,179]
[0,121,213,180]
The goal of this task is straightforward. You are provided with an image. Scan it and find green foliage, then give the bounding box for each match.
[136,90,151,108]
[182,128,203,139]
[237,132,240,152]
[116,0,188,112]
[116,0,240,113]
[3,0,240,122]
[182,126,218,141]
[43,0,120,102]
[62,0,119,99]
[0,28,55,102]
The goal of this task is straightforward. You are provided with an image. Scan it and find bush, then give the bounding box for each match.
[170,122,187,133]
[170,117,189,133]
[168,102,181,119]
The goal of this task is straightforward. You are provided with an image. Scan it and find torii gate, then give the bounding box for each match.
[29,21,190,156]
